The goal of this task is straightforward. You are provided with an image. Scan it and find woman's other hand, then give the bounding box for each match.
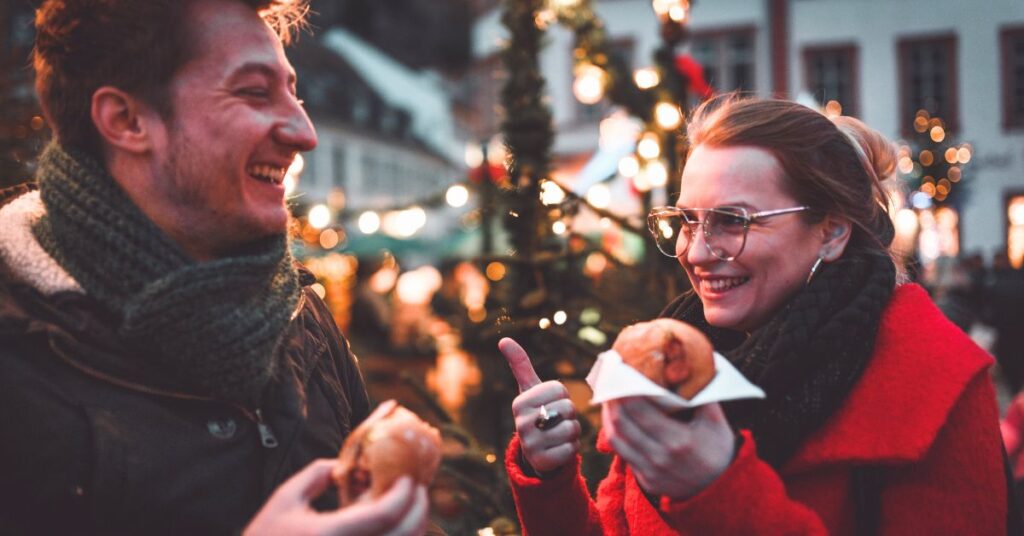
[603,398,735,499]
[500,337,582,475]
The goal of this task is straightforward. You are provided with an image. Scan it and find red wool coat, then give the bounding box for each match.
[506,284,1006,535]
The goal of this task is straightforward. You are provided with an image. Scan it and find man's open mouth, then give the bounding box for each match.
[247,164,287,185]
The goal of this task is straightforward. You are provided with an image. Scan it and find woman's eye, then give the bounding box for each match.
[719,214,747,227]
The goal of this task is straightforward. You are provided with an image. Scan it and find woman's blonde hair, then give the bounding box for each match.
[686,95,898,262]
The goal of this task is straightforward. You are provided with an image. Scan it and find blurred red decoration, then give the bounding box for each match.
[674,54,714,100]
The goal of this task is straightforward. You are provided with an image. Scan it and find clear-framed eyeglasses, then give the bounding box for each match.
[647,205,812,261]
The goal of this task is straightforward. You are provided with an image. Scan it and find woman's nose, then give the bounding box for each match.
[685,226,715,266]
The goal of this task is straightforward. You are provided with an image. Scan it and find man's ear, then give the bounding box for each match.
[820,216,853,262]
[90,86,159,154]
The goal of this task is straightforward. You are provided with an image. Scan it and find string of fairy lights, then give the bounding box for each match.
[292,0,703,258]
[553,0,700,196]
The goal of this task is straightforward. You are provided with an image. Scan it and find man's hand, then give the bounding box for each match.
[602,398,735,500]
[244,459,429,536]
[500,337,582,475]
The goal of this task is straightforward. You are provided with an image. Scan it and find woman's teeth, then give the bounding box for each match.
[248,165,286,185]
[702,277,749,293]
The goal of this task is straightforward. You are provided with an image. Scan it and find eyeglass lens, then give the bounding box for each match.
[650,209,748,260]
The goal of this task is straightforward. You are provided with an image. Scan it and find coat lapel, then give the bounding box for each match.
[785,284,993,472]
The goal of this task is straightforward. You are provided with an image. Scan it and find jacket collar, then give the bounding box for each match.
[0,187,83,295]
[785,283,992,471]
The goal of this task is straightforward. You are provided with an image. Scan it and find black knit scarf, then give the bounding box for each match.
[661,253,896,468]
[31,143,300,406]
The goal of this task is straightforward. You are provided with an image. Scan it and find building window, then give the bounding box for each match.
[1008,193,1024,269]
[575,38,634,123]
[898,34,958,136]
[691,27,756,93]
[1002,27,1024,130]
[803,44,859,117]
[331,147,346,190]
[361,153,378,194]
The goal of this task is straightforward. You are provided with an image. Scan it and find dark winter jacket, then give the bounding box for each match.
[0,185,372,534]
[506,284,1006,535]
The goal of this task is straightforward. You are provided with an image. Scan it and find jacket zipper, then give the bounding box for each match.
[253,408,279,448]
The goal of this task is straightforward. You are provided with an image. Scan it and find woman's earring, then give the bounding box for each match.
[806,256,824,284]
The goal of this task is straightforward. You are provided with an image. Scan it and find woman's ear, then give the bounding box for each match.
[820,216,853,262]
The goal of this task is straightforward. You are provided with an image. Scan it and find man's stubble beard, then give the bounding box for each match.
[159,128,289,258]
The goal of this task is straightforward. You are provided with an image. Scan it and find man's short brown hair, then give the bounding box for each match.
[32,0,308,159]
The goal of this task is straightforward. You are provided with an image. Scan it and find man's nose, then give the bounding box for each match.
[275,97,318,152]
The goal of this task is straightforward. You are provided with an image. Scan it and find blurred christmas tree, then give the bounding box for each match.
[433,0,712,532]
[892,108,973,264]
[895,108,973,209]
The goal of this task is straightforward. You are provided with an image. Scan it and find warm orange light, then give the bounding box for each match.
[655,102,683,129]
[485,262,506,281]
[1009,196,1024,268]
[943,148,957,164]
[919,150,934,166]
[634,68,661,90]
[637,132,661,159]
[318,228,340,249]
[824,100,842,118]
[584,252,608,276]
[573,63,606,105]
[1010,198,1024,226]
[930,126,945,142]
[957,146,972,164]
[468,308,487,323]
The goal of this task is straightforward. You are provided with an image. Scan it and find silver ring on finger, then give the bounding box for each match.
[534,403,564,431]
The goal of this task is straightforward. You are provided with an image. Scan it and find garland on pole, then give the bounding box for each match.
[500,0,555,261]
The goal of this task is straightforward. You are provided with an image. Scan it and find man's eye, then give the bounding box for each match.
[238,87,270,98]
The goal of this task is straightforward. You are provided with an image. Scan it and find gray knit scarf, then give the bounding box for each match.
[32,143,300,406]
[661,253,896,468]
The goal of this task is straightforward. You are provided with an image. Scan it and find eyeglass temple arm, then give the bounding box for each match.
[748,206,811,221]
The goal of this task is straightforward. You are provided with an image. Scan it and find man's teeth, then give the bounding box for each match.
[248,165,286,184]
[702,277,749,292]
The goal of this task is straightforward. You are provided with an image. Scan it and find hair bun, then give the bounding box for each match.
[831,115,896,185]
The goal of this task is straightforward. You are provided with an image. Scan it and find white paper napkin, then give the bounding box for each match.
[586,349,765,410]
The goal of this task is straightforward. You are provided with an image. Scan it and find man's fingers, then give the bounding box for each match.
[277,458,337,503]
[499,337,541,391]
[318,477,416,534]
[382,485,429,536]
